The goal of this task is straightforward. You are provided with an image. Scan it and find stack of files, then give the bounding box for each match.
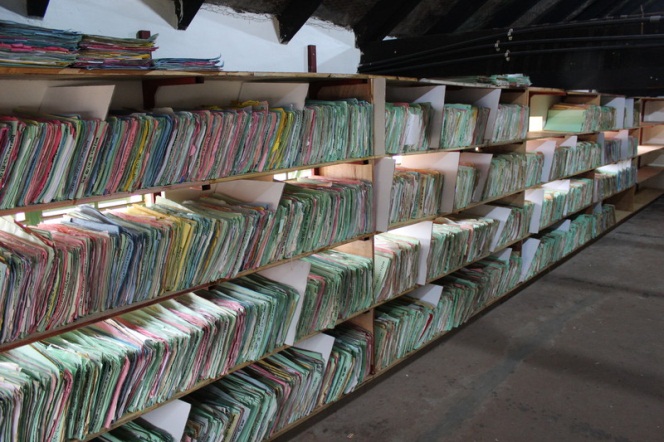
[304,99,373,163]
[318,323,373,406]
[598,106,616,130]
[0,274,300,441]
[493,202,533,248]
[440,103,479,148]
[285,176,374,255]
[539,188,568,228]
[482,153,534,200]
[594,162,637,200]
[0,20,81,67]
[183,346,326,442]
[549,141,602,180]
[384,102,433,154]
[74,33,157,69]
[374,233,421,302]
[490,104,529,142]
[598,204,617,232]
[434,254,522,328]
[525,152,545,187]
[454,162,479,210]
[298,250,373,339]
[476,74,532,87]
[427,216,500,279]
[472,106,491,145]
[389,168,444,224]
[602,138,623,165]
[563,214,598,255]
[152,56,223,71]
[374,296,441,371]
[565,178,594,213]
[93,419,174,442]
[544,103,602,132]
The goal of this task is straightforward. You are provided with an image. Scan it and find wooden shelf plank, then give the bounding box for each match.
[637,145,664,157]
[637,165,664,184]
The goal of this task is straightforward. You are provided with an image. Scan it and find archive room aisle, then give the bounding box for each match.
[281,197,664,442]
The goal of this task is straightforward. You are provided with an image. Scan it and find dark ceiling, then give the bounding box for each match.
[207,0,664,95]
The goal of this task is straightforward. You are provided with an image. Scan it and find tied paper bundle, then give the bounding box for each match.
[74,33,157,69]
[152,56,223,71]
[0,20,81,67]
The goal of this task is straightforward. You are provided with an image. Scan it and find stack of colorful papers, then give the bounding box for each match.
[491,104,529,143]
[384,102,433,154]
[0,20,81,67]
[390,168,444,224]
[74,33,157,69]
[374,233,421,302]
[153,56,223,71]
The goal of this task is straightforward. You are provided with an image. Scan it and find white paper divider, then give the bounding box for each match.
[400,151,460,213]
[526,139,557,182]
[238,83,308,111]
[41,85,115,120]
[374,157,396,232]
[161,188,206,204]
[493,247,512,262]
[294,333,336,367]
[558,135,577,148]
[520,238,541,282]
[464,205,512,251]
[373,77,387,156]
[142,400,191,441]
[258,260,311,346]
[459,152,493,203]
[391,221,433,285]
[211,180,285,210]
[624,98,635,127]
[445,88,501,142]
[525,188,545,233]
[601,95,626,130]
[551,219,572,232]
[408,284,443,307]
[155,81,243,108]
[386,85,446,148]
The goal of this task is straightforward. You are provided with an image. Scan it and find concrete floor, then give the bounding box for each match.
[279,197,664,442]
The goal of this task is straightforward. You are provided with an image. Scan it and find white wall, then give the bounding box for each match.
[0,0,360,73]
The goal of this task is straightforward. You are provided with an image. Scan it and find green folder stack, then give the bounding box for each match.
[390,168,444,224]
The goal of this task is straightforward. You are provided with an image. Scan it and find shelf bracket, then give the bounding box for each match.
[27,0,49,17]
[174,0,204,30]
[276,0,323,44]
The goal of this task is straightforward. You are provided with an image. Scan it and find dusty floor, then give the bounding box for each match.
[279,197,664,442]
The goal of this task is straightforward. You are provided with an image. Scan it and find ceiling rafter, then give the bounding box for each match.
[425,0,488,35]
[354,0,427,47]
[276,0,324,43]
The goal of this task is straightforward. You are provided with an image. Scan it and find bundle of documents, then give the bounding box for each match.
[427,216,500,279]
[490,104,529,143]
[298,250,373,339]
[594,162,637,200]
[566,178,594,213]
[454,163,479,210]
[525,152,545,187]
[0,20,81,67]
[482,153,530,199]
[152,56,223,71]
[94,418,173,441]
[74,33,157,69]
[599,203,617,232]
[183,346,326,441]
[374,233,421,302]
[389,168,444,224]
[549,141,602,180]
[318,323,372,405]
[374,296,441,370]
[304,99,373,163]
[536,178,594,228]
[440,103,479,148]
[627,136,638,159]
[544,103,614,132]
[433,254,521,329]
[602,138,623,165]
[539,188,567,228]
[493,203,533,248]
[478,74,532,87]
[384,102,433,154]
[563,214,598,255]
